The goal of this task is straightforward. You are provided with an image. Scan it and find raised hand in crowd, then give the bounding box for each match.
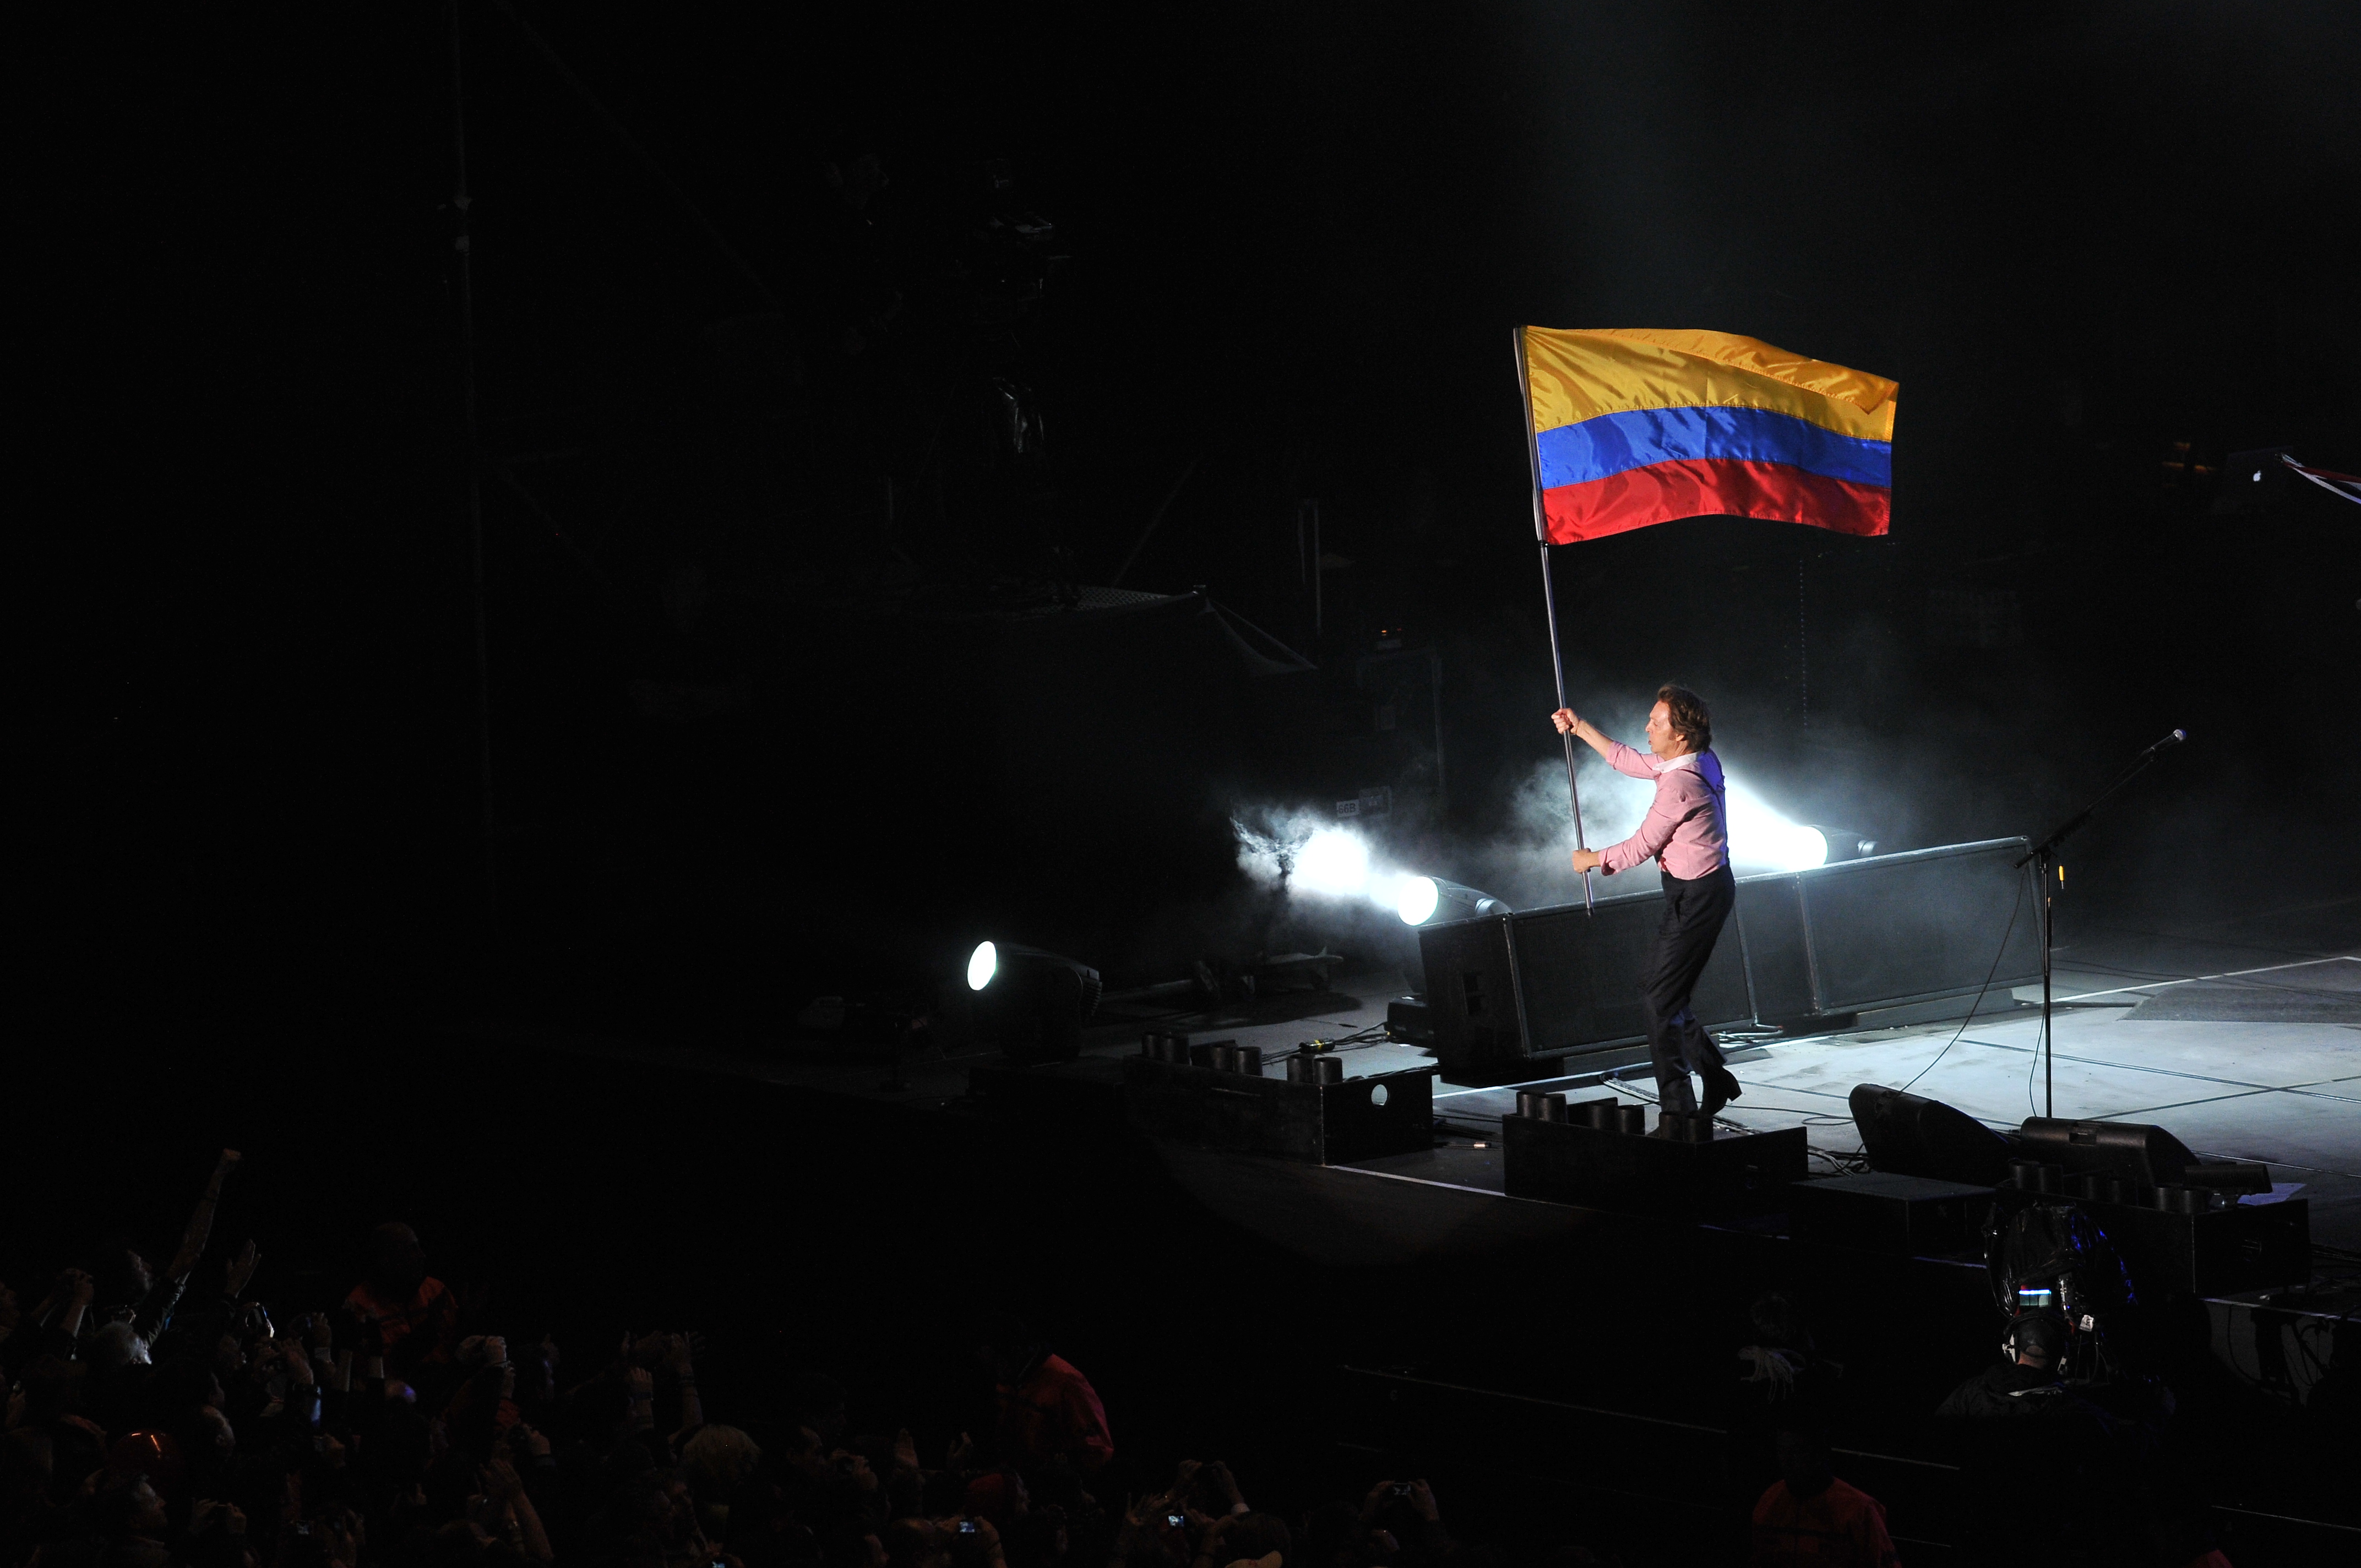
[61,1266,97,1337]
[225,1238,261,1298]
[625,1365,657,1432]
[165,1149,242,1284]
[317,1505,362,1568]
[1203,1460,1245,1515]
[482,1454,524,1504]
[650,1332,702,1436]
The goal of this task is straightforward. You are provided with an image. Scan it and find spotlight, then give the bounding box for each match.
[964,941,1102,1063]
[1805,826,1878,863]
[1397,876,1439,926]
[1396,876,1511,925]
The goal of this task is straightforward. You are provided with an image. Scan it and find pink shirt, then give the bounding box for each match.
[1598,741,1729,880]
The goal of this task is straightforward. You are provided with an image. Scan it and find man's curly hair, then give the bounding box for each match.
[1656,684,1712,753]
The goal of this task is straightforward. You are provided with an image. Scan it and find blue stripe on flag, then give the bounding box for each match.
[1536,405,1892,491]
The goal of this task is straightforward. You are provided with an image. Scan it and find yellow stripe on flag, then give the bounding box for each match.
[1524,327,1898,443]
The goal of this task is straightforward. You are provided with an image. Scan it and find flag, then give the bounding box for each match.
[1519,326,1898,543]
[2281,453,2361,507]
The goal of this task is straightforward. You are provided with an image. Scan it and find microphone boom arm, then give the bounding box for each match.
[2016,731,2184,868]
[2015,728,2186,1120]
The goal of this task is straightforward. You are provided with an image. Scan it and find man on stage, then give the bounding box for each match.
[1551,687,1744,1123]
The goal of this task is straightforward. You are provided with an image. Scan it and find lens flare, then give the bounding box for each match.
[966,941,998,992]
[1724,780,1830,873]
[1293,827,1371,897]
[1396,875,1441,925]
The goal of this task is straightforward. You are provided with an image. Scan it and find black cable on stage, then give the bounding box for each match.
[1247,1021,1394,1068]
[1894,872,2028,1097]
[2025,1011,2046,1115]
[1571,869,2023,1153]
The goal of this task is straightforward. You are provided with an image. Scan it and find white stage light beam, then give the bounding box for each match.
[1725,779,1831,873]
[1293,827,1371,897]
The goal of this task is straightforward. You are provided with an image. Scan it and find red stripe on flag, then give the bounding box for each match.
[1542,458,1891,544]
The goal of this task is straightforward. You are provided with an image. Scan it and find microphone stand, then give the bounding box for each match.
[2016,732,2185,1117]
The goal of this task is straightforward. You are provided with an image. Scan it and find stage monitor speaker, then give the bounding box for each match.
[1506,892,1753,1055]
[1732,874,1815,1021]
[1417,889,1751,1076]
[1786,839,2042,1014]
[2014,1117,2204,1188]
[1417,913,1523,1071]
[1421,837,2042,1076]
[1849,1084,2015,1187]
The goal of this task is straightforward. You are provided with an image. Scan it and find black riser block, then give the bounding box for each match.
[2073,1196,2311,1295]
[1502,1114,1808,1218]
[1120,1057,1435,1164]
[1788,1173,1996,1255]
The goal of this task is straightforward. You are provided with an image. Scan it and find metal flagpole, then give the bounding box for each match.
[1513,326,1593,913]
[451,0,498,920]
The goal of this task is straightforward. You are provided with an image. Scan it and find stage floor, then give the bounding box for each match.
[448,897,2359,1553]
[467,900,2359,1248]
[1060,901,2361,1250]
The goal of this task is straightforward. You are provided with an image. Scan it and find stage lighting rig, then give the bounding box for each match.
[1755,824,1876,871]
[1810,826,1878,862]
[1396,876,1512,926]
[965,941,1102,1063]
[1726,779,1840,873]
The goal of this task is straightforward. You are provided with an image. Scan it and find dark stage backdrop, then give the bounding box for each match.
[20,3,2360,1030]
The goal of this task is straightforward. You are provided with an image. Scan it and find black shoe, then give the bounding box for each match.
[1701,1067,1742,1117]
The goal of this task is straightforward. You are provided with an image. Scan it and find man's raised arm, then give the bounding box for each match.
[1550,710,1655,778]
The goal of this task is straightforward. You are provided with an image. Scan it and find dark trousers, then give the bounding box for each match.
[1641,864,1736,1112]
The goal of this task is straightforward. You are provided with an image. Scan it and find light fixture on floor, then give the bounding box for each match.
[1396,876,1512,925]
[965,940,1102,1063]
